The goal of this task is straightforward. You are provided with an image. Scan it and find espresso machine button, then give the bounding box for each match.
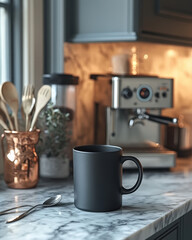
[155,92,160,98]
[121,87,133,99]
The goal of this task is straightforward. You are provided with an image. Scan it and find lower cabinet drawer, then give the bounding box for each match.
[147,220,181,240]
[156,224,179,240]
[147,210,192,240]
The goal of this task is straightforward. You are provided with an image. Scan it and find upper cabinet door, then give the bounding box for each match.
[141,0,192,45]
[66,0,138,42]
[66,0,192,45]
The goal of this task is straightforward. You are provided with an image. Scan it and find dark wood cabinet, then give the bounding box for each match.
[65,0,192,45]
[147,220,181,240]
[147,210,192,240]
[141,0,192,45]
[182,210,192,240]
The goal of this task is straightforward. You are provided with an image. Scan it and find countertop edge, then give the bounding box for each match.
[127,198,192,240]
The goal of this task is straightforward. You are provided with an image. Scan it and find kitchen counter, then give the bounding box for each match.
[1,162,192,240]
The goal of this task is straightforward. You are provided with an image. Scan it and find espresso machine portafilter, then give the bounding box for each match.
[91,74,178,169]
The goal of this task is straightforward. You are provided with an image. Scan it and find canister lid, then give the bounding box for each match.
[43,74,79,85]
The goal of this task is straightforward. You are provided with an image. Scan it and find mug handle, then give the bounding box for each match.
[120,156,143,194]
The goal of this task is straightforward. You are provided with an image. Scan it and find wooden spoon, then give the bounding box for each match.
[0,82,19,131]
[29,85,51,131]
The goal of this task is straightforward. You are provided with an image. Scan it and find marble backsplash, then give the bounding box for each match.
[64,42,192,146]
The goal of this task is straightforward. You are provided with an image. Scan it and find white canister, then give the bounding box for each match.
[40,154,70,179]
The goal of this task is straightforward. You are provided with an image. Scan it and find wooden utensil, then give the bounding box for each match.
[0,97,14,130]
[29,85,51,131]
[0,114,9,130]
[0,82,19,131]
[22,85,36,131]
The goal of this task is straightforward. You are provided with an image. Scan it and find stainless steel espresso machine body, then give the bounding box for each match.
[91,74,177,169]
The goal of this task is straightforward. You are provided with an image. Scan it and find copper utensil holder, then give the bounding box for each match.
[1,129,40,189]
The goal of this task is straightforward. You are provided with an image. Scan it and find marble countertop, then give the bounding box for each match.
[1,166,192,240]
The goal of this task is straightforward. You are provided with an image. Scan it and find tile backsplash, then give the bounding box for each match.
[64,42,192,146]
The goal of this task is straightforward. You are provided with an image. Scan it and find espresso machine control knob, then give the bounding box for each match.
[121,87,133,99]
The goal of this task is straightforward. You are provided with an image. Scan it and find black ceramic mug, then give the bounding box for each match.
[73,145,143,212]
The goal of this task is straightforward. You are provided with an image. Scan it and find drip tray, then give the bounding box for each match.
[122,146,176,169]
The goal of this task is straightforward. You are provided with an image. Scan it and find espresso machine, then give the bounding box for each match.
[91,74,178,169]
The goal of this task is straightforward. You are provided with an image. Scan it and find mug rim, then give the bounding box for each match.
[73,144,122,153]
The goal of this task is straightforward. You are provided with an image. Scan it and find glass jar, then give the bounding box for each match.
[39,74,79,178]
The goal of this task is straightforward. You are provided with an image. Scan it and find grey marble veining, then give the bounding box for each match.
[0,171,192,240]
